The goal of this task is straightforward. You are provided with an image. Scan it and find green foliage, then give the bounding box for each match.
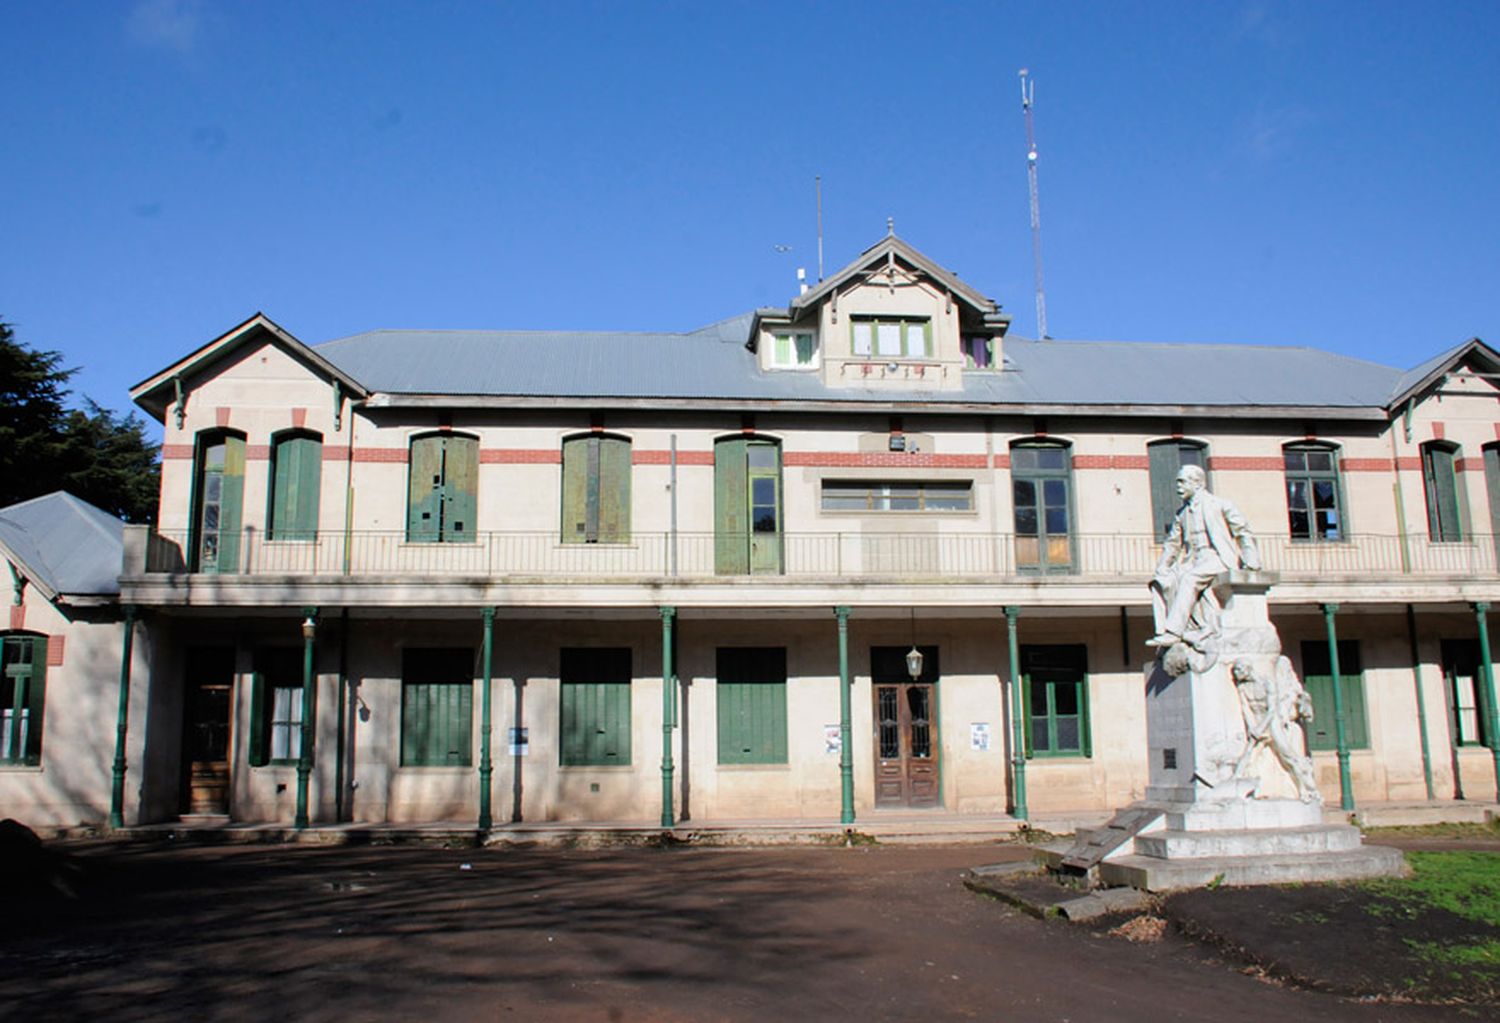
[1365,851,1500,928]
[0,320,159,522]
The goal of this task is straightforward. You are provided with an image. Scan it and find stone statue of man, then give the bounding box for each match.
[1230,656,1322,803]
[1146,465,1261,650]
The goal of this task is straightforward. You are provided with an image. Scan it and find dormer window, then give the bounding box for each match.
[851,317,931,359]
[962,335,996,369]
[770,331,818,369]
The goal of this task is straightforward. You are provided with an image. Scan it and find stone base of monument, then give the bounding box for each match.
[1049,572,1406,892]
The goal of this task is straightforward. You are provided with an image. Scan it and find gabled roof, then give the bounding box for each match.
[790,234,1000,316]
[1384,337,1498,409]
[0,492,124,601]
[131,312,370,422]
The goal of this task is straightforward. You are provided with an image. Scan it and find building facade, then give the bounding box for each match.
[20,234,1498,829]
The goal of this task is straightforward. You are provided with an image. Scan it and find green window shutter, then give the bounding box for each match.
[1423,445,1462,541]
[1302,640,1368,751]
[1079,676,1093,758]
[19,637,47,765]
[1021,674,1034,758]
[218,435,245,571]
[597,437,631,543]
[559,648,632,766]
[402,682,473,765]
[248,670,269,767]
[716,647,788,765]
[1147,442,1182,541]
[443,436,478,542]
[270,434,321,541]
[714,438,749,574]
[561,437,589,543]
[407,435,444,542]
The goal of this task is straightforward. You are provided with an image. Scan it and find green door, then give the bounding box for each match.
[715,438,781,575]
[1484,446,1500,566]
[407,434,478,543]
[195,434,245,573]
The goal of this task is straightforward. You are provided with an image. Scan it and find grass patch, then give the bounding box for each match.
[1364,819,1500,840]
[1364,851,1500,928]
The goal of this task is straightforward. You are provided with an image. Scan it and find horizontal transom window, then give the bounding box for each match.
[851,317,931,358]
[821,480,973,512]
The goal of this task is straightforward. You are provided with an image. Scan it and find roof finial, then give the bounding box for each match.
[887,216,895,237]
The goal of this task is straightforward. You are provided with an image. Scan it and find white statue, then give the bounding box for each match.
[1147,465,1261,652]
[1230,656,1322,804]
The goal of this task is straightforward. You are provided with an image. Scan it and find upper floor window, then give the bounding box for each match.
[961,335,996,369]
[770,332,818,369]
[1421,442,1465,542]
[267,431,322,542]
[1283,444,1343,541]
[851,317,931,359]
[1147,440,1208,541]
[1011,442,1073,574]
[192,430,246,572]
[407,433,478,543]
[561,434,631,544]
[821,480,973,512]
[0,633,46,765]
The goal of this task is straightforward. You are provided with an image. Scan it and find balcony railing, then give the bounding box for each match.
[137,528,1500,582]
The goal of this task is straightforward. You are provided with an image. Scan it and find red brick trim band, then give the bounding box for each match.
[352,448,409,464]
[162,445,195,460]
[46,635,64,666]
[480,449,561,464]
[783,452,989,468]
[633,450,715,465]
[8,606,23,630]
[1340,458,1394,472]
[1072,455,1150,470]
[1207,456,1285,471]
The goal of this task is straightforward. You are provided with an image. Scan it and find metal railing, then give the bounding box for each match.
[139,528,1500,582]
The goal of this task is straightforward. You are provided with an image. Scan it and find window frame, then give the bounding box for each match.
[0,632,47,766]
[1010,441,1075,574]
[850,316,932,359]
[1299,640,1370,751]
[1282,443,1346,543]
[769,331,818,369]
[399,647,475,767]
[715,647,789,765]
[266,430,323,543]
[190,429,247,573]
[249,647,304,767]
[960,335,997,370]
[560,433,632,544]
[1020,644,1090,758]
[1421,441,1466,543]
[820,479,975,513]
[1442,639,1493,749]
[559,647,633,767]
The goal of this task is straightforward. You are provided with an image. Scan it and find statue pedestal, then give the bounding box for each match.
[1047,573,1403,890]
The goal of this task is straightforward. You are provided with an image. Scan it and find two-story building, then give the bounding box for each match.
[60,233,1500,829]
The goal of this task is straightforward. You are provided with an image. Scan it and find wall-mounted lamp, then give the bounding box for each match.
[301,615,317,640]
[906,609,924,680]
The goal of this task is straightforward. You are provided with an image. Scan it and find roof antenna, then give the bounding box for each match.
[815,175,825,282]
[887,216,895,237]
[1020,68,1050,340]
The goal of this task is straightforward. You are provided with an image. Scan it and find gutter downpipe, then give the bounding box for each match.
[1005,606,1028,821]
[1405,604,1436,800]
[334,607,350,821]
[836,606,854,824]
[1322,603,1355,811]
[660,607,676,828]
[479,607,496,831]
[295,607,318,830]
[1472,602,1500,803]
[669,435,678,577]
[109,605,138,829]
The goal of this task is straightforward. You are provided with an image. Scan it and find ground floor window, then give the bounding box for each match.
[401,648,474,766]
[249,647,304,766]
[560,648,632,766]
[1442,639,1493,748]
[1300,640,1369,750]
[0,633,46,765]
[716,647,788,764]
[1021,645,1089,757]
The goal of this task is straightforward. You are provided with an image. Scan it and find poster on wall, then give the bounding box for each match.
[824,724,841,755]
[509,727,529,756]
[970,722,991,752]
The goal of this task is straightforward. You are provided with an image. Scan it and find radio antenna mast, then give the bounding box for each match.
[815,175,825,281]
[1020,69,1049,340]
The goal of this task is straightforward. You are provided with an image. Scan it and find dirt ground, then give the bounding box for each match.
[1,837,1493,1023]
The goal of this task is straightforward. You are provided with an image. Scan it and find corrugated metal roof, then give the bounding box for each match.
[316,320,1408,409]
[0,492,124,597]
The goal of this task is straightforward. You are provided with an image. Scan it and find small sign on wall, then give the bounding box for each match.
[970,722,991,752]
[508,727,529,756]
[824,724,842,755]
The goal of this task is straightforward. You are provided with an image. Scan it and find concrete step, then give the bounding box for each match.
[1342,801,1499,827]
[1098,844,1407,892]
[1132,823,1363,860]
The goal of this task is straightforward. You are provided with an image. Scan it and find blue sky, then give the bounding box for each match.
[2,1,1496,427]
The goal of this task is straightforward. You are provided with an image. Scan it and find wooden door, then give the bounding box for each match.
[871,646,939,808]
[182,648,234,815]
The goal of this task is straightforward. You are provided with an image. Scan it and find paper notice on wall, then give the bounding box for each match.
[509,727,529,756]
[971,722,991,752]
[824,724,842,755]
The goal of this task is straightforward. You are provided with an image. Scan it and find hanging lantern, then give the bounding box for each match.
[905,645,924,680]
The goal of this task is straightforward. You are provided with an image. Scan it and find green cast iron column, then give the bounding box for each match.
[660,606,677,829]
[836,606,854,825]
[478,607,496,831]
[1405,604,1436,800]
[1004,606,1028,821]
[1322,603,1355,811]
[1471,602,1500,803]
[295,607,318,830]
[109,605,138,829]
